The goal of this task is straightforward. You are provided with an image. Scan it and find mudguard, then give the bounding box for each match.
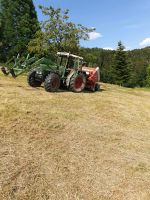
[66,70,76,87]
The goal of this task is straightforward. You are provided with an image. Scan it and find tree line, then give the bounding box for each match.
[0,0,150,87]
[80,45,150,87]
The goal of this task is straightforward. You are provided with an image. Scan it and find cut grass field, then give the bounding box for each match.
[0,73,150,200]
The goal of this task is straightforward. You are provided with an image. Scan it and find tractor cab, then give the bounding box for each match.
[56,52,83,77]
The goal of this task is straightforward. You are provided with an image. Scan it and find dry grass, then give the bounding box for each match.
[0,73,150,200]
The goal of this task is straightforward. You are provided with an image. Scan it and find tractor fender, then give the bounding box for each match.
[66,70,77,87]
[96,67,100,82]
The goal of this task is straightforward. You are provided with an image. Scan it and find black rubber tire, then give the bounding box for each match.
[69,74,86,92]
[44,73,60,92]
[95,83,100,91]
[27,70,42,87]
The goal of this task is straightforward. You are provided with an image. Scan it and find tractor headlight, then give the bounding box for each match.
[37,71,42,75]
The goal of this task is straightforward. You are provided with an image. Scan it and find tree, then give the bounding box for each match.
[111,41,133,87]
[28,6,93,57]
[146,65,150,87]
[79,46,150,87]
[0,0,39,61]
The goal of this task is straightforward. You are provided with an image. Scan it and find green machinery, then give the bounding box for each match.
[1,54,55,78]
[27,52,87,92]
[1,52,100,92]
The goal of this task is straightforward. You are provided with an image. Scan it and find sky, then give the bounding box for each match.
[33,0,150,50]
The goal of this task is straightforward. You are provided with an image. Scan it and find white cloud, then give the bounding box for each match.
[88,32,102,40]
[139,38,150,47]
[103,47,114,50]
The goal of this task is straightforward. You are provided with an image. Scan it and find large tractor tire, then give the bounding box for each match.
[27,70,42,87]
[69,74,86,92]
[44,73,60,92]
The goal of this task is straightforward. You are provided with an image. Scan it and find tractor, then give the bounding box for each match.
[27,52,100,92]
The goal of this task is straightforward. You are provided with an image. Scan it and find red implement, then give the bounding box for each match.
[82,67,100,91]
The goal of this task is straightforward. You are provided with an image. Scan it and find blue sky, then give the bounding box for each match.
[33,0,150,50]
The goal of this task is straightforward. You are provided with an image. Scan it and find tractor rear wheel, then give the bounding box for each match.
[27,70,42,87]
[70,74,86,92]
[44,73,60,92]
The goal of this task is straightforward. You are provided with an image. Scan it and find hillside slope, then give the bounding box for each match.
[0,75,150,200]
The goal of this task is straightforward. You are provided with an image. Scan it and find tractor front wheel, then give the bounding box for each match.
[27,70,42,87]
[44,73,60,92]
[95,83,100,91]
[70,74,86,92]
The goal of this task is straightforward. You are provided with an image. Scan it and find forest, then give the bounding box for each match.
[80,46,150,87]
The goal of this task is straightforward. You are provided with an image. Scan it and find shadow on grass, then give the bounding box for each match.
[39,85,105,93]
[15,84,106,93]
[0,82,105,93]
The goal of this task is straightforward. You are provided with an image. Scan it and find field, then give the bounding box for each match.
[0,74,150,200]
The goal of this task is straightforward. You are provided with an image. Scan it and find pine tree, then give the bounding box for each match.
[0,0,39,61]
[111,41,132,87]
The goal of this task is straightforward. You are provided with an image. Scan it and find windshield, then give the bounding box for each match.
[57,55,83,69]
[57,56,68,66]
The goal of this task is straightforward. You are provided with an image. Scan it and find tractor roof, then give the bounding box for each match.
[57,52,83,60]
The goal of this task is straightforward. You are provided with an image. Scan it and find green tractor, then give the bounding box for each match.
[27,52,86,92]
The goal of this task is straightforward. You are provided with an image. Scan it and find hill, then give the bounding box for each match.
[0,75,150,200]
